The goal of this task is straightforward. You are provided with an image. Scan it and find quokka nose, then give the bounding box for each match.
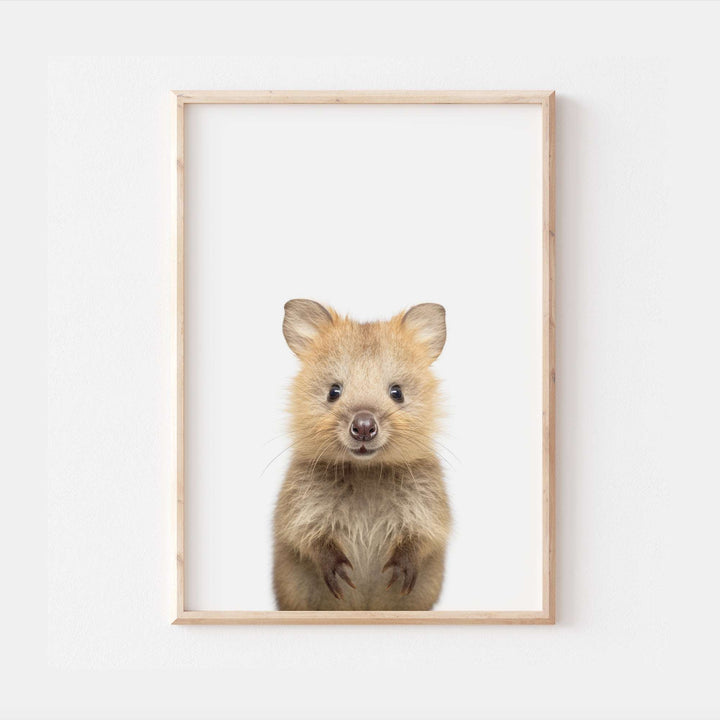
[350,411,378,442]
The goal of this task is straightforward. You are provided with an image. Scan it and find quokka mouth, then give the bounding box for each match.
[350,445,379,457]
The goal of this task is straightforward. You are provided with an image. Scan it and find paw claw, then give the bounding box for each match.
[318,543,355,600]
[385,566,402,590]
[383,543,419,596]
[336,564,356,589]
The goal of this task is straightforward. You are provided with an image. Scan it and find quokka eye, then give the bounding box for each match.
[389,384,404,403]
[327,384,342,402]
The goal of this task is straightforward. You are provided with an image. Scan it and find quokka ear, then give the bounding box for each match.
[283,299,334,357]
[401,303,447,362]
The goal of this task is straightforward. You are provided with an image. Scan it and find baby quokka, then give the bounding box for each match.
[273,299,451,611]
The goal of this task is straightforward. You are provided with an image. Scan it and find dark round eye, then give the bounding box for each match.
[327,384,342,402]
[389,384,404,403]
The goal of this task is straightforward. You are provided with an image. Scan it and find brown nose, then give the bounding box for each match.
[350,411,378,442]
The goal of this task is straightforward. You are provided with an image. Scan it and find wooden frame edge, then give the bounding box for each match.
[171,89,554,104]
[171,90,556,625]
[171,90,185,622]
[542,91,557,624]
[172,610,554,626]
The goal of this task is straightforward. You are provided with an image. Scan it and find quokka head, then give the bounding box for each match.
[282,299,446,467]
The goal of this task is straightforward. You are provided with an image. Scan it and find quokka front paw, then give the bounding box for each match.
[383,544,418,595]
[317,543,356,600]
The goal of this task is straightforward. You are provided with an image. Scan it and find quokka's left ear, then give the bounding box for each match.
[401,303,446,362]
[283,299,334,357]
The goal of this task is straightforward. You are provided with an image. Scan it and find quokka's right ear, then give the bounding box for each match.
[283,299,334,356]
[401,303,447,362]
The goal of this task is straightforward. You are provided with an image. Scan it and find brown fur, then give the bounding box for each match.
[273,300,451,611]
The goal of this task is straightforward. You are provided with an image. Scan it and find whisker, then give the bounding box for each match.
[401,437,456,471]
[382,402,413,420]
[259,442,297,478]
[259,427,331,478]
[397,450,417,486]
[308,439,336,478]
[407,429,461,464]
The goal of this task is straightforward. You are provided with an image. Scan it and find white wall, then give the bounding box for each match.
[12,0,720,717]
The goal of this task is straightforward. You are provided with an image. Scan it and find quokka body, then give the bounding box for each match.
[273,299,451,611]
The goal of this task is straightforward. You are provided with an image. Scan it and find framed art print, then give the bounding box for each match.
[171,91,556,624]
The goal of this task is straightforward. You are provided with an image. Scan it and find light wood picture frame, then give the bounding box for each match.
[171,90,556,625]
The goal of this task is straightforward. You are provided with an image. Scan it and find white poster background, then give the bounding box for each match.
[184,103,543,611]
